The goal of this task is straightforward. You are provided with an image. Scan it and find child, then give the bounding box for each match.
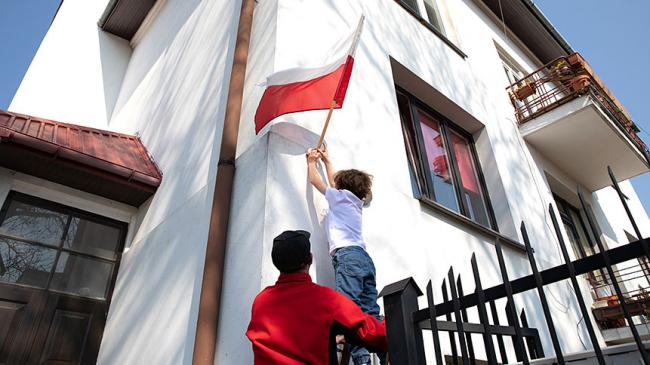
[307,146,384,365]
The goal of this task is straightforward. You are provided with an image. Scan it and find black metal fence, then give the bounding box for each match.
[380,167,650,365]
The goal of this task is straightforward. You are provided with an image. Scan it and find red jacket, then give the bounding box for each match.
[246,272,387,365]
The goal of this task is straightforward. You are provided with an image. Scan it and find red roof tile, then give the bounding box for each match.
[0,109,162,205]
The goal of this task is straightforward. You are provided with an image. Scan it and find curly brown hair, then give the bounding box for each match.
[334,169,373,202]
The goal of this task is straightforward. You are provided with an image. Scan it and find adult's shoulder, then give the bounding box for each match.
[251,285,275,305]
[312,282,346,300]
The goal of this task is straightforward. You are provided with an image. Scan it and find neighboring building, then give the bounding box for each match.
[1,0,649,364]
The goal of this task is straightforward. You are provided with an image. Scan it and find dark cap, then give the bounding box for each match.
[272,230,311,273]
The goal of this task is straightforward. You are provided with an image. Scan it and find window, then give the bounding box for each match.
[499,53,526,86]
[397,0,445,34]
[0,192,126,299]
[396,89,496,229]
[554,196,595,259]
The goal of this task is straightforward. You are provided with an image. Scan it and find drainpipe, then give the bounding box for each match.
[192,0,254,364]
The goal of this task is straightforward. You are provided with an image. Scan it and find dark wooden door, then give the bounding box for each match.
[0,284,46,365]
[0,192,126,365]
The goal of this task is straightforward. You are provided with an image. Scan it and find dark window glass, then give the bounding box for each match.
[450,130,490,226]
[398,0,445,33]
[0,193,125,299]
[397,89,496,229]
[416,109,459,212]
[0,237,57,288]
[0,200,68,247]
[400,0,420,13]
[423,0,444,32]
[397,93,424,198]
[50,253,114,300]
[64,218,121,260]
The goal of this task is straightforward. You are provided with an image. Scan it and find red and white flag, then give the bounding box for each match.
[254,16,365,134]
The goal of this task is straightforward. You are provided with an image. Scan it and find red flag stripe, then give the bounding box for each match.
[333,55,354,107]
[254,59,353,134]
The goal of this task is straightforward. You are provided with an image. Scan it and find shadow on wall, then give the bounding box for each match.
[98,0,240,364]
[268,122,337,288]
[108,0,202,121]
[97,29,132,123]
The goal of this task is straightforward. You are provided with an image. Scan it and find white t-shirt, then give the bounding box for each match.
[324,187,366,255]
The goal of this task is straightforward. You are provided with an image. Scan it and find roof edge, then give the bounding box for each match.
[98,0,120,28]
[521,0,573,54]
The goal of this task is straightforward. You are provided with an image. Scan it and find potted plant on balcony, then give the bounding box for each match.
[570,74,591,94]
[512,81,537,101]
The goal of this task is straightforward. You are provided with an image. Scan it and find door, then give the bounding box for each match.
[0,192,126,364]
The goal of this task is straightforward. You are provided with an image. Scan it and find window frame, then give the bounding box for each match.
[0,191,127,301]
[396,86,498,230]
[393,0,467,58]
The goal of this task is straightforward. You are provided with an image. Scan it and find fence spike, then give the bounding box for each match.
[471,254,498,365]
[442,279,459,365]
[448,268,470,365]
[577,189,650,364]
[549,202,606,365]
[489,300,508,364]
[456,274,475,364]
[495,239,529,365]
[521,221,565,364]
[426,280,444,365]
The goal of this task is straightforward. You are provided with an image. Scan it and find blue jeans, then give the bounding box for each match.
[332,246,384,365]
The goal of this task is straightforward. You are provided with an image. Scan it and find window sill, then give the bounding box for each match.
[394,1,467,59]
[418,196,527,253]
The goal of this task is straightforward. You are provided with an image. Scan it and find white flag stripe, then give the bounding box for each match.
[263,54,348,87]
[347,15,365,58]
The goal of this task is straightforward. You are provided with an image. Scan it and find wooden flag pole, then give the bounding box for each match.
[315,100,337,149]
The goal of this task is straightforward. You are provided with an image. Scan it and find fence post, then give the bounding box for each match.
[379,277,426,365]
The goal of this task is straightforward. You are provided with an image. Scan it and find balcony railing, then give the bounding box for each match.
[506,53,649,159]
[590,260,650,329]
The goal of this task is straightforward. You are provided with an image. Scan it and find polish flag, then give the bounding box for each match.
[254,16,365,134]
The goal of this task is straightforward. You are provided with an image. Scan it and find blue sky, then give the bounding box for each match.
[0,1,61,108]
[534,0,650,212]
[0,0,648,211]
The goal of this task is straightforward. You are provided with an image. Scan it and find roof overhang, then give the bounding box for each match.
[0,110,161,207]
[98,0,158,40]
[520,96,649,191]
[478,0,573,64]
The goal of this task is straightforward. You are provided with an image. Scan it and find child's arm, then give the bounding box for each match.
[319,145,336,187]
[307,148,327,195]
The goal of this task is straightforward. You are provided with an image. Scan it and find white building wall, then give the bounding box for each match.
[97,0,241,364]
[9,0,131,128]
[6,0,242,364]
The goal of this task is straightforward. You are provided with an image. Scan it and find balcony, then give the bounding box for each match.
[507,53,649,191]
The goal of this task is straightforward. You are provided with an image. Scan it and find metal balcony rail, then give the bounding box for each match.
[506,53,649,160]
[588,261,650,329]
[380,166,650,365]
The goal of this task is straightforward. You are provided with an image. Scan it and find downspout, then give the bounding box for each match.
[192,0,254,364]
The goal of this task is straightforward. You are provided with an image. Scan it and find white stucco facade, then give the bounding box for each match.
[8,0,241,363]
[4,0,649,364]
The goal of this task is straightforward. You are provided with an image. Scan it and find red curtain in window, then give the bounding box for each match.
[451,132,480,194]
[417,111,450,182]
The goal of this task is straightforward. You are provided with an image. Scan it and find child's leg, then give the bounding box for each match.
[332,247,376,365]
[358,257,387,365]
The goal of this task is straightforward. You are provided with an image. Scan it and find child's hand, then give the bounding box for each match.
[306,148,321,164]
[318,144,330,164]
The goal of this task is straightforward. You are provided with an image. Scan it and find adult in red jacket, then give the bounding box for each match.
[246,230,387,365]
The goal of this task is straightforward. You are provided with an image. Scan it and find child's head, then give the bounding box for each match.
[334,169,373,204]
